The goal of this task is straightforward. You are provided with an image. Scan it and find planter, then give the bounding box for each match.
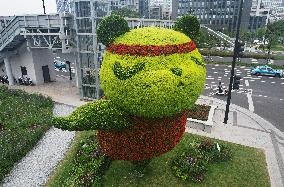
[187,105,216,133]
[98,112,187,161]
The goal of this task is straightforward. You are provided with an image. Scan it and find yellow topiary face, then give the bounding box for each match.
[100,27,206,118]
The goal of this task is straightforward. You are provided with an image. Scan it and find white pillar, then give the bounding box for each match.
[4,57,14,85]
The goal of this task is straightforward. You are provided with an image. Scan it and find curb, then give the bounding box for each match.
[198,95,284,187]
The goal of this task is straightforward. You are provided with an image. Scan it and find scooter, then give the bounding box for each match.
[1,75,9,84]
[215,89,228,96]
[18,76,34,86]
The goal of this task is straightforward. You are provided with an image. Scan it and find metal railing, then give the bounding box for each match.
[0,14,67,51]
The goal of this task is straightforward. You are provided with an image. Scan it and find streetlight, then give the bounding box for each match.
[42,0,46,14]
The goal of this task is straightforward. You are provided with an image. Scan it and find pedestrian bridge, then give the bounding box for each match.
[0,14,235,57]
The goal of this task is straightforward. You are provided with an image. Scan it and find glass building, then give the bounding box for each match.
[172,0,253,32]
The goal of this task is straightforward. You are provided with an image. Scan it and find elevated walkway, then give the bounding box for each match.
[0,13,72,60]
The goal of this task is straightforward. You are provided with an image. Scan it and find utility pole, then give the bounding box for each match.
[224,0,244,124]
[42,0,46,14]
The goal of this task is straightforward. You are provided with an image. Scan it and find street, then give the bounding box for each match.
[204,64,284,131]
[207,56,284,66]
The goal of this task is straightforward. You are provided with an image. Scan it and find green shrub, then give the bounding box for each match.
[97,14,130,47]
[52,100,132,131]
[0,86,53,182]
[171,138,232,183]
[101,27,206,118]
[173,14,200,42]
[114,27,190,45]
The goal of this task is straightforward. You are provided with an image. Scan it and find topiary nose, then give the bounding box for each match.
[171,67,183,76]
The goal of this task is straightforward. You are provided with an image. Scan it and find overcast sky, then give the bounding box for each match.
[0,0,57,16]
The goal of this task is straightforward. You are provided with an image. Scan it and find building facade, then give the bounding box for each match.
[172,0,272,32]
[150,0,172,19]
[172,0,253,32]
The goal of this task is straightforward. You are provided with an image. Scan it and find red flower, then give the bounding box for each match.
[107,41,196,57]
[98,112,187,161]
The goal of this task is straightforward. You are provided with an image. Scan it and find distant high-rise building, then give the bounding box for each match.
[56,0,71,13]
[150,0,172,19]
[139,0,149,18]
[172,0,253,32]
[172,0,272,32]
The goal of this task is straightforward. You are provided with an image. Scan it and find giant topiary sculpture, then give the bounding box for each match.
[53,15,206,162]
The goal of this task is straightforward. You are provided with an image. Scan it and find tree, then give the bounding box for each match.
[111,7,139,18]
[265,20,284,56]
[97,15,130,47]
[173,14,200,42]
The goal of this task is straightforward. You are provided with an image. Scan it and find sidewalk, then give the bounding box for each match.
[187,96,284,187]
[8,76,87,107]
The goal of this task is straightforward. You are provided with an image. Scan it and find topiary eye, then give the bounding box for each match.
[113,61,145,80]
[191,56,205,67]
[171,67,183,76]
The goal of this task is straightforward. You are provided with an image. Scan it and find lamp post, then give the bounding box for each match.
[224,0,244,124]
[66,61,72,80]
[42,0,46,14]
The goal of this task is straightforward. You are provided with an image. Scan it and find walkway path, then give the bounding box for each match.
[1,104,76,187]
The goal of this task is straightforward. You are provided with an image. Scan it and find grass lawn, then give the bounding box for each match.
[271,45,284,52]
[46,132,270,187]
[0,85,54,183]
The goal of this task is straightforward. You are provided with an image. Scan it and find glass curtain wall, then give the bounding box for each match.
[72,0,109,100]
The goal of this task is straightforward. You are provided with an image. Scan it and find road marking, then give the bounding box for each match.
[280,99,283,101]
[211,82,216,84]
[281,83,284,85]
[218,77,222,79]
[245,80,249,87]
[214,72,218,74]
[259,95,263,97]
[207,75,212,77]
[269,77,273,79]
[245,69,251,71]
[206,78,214,80]
[271,82,276,84]
[224,69,228,70]
[281,78,284,80]
[240,66,246,68]
[261,81,266,83]
[264,96,268,98]
[252,78,261,80]
[257,76,262,78]
[247,92,254,112]
[250,80,255,82]
[215,64,219,66]
[212,67,216,69]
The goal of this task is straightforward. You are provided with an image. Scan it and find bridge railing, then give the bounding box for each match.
[0,14,63,51]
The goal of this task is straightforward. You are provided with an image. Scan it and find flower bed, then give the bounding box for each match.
[187,104,211,121]
[47,133,270,187]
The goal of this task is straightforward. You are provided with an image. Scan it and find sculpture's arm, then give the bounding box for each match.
[52,100,132,131]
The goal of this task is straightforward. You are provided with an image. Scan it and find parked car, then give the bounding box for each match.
[54,60,66,70]
[251,65,283,77]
